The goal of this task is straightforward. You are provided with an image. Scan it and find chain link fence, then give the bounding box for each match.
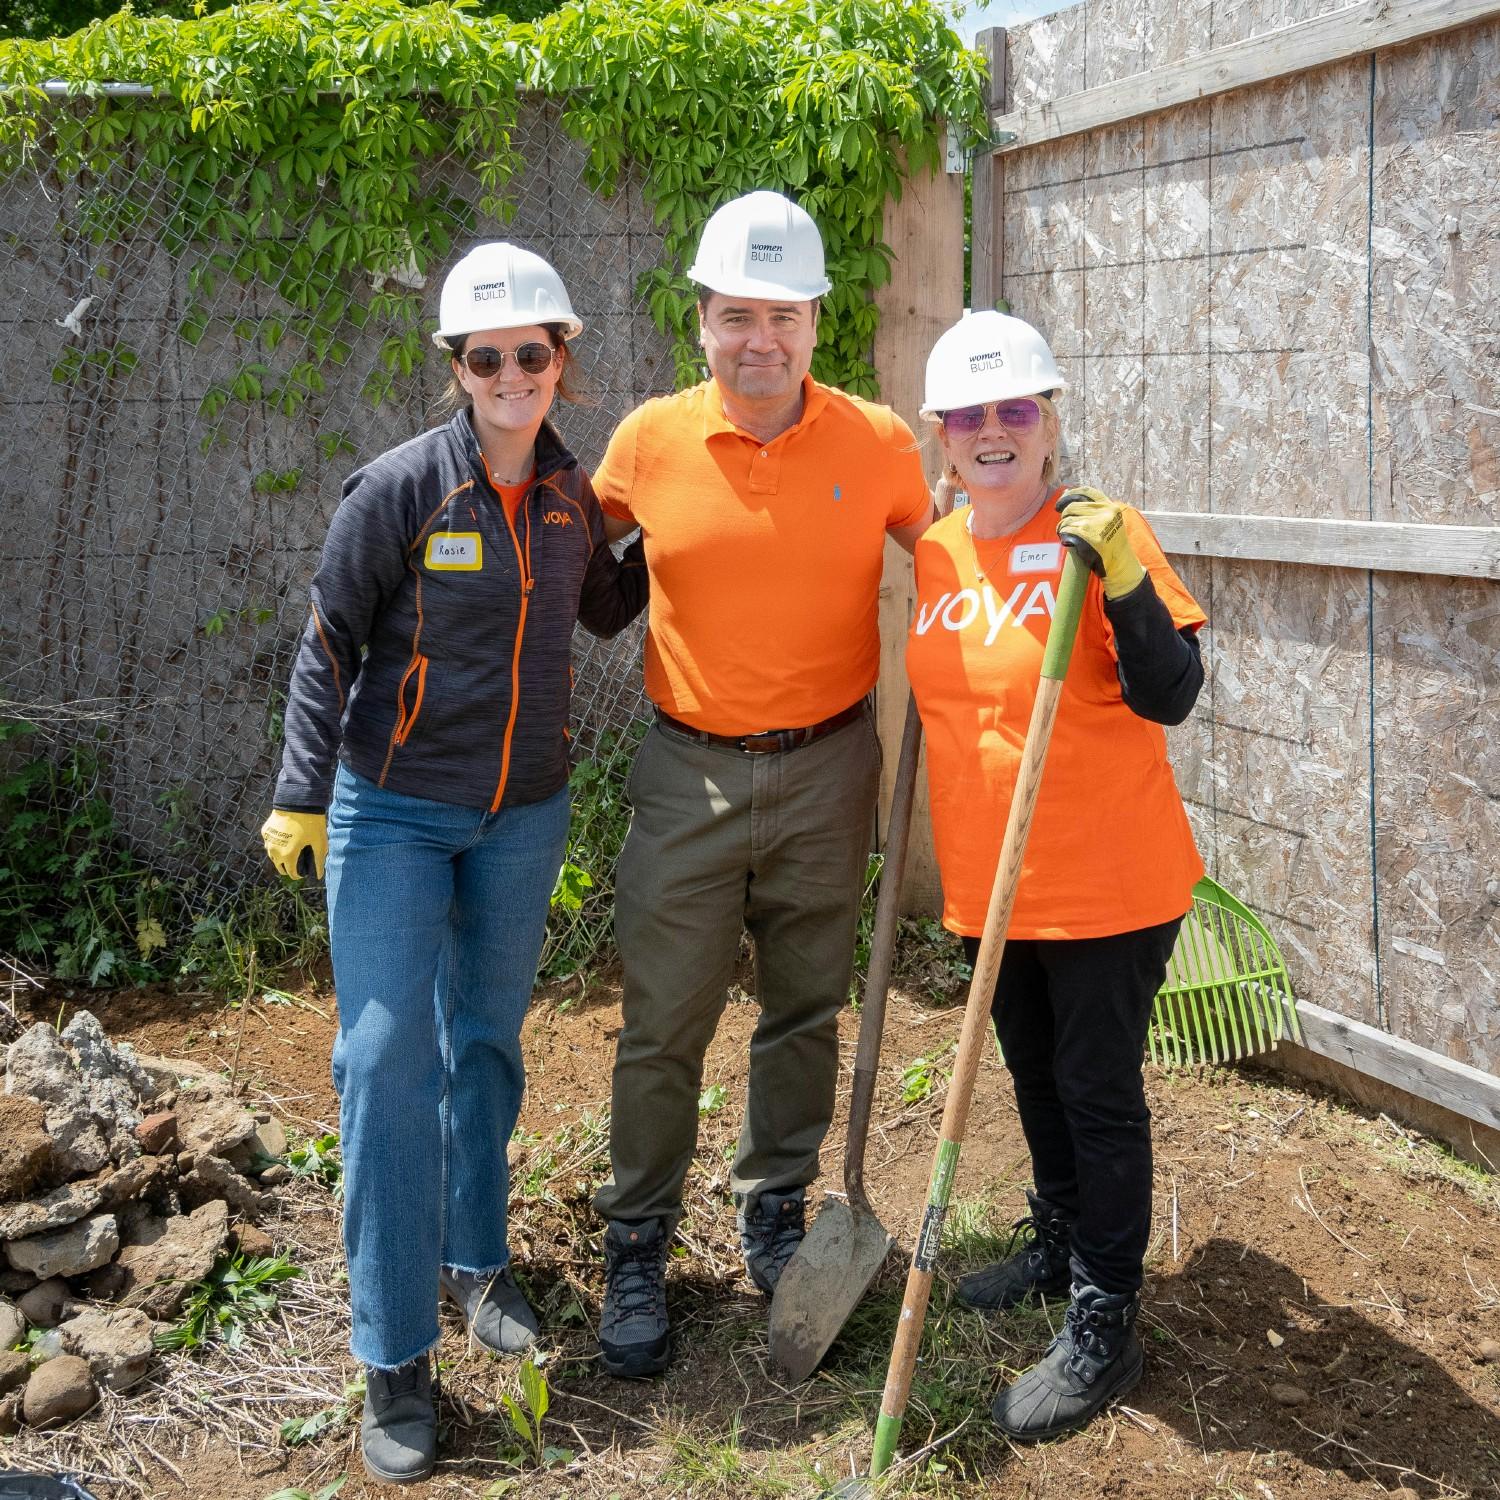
[0,94,672,975]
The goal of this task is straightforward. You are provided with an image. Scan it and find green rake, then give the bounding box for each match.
[1149,875,1300,1067]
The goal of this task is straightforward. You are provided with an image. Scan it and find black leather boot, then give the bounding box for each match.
[956,1189,1074,1310]
[991,1281,1143,1441]
[737,1186,806,1295]
[361,1354,436,1483]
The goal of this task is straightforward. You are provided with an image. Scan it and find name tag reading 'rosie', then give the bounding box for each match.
[425,532,482,571]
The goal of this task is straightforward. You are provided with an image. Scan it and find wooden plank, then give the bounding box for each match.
[990,0,1500,152]
[969,27,1007,316]
[873,153,964,915]
[1144,512,1500,580]
[1291,999,1500,1130]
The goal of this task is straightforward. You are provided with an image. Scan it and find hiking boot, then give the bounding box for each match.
[737,1186,806,1295]
[599,1217,670,1377]
[956,1190,1073,1311]
[361,1354,436,1484]
[440,1264,539,1355]
[991,1282,1143,1442]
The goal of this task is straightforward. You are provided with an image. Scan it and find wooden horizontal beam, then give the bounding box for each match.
[990,0,1500,152]
[1143,511,1500,581]
[1289,999,1500,1131]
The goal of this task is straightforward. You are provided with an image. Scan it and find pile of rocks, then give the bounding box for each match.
[1,1011,290,1432]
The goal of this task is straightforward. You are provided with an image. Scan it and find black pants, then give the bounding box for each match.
[962,918,1182,1295]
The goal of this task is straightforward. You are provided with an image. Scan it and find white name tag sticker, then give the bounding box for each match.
[425,532,482,571]
[1010,541,1062,574]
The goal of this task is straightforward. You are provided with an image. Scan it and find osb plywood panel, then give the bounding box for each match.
[1372,575,1500,1069]
[1371,25,1500,528]
[996,2,1499,1078]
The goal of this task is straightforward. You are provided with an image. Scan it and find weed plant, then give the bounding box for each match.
[0,721,175,984]
[155,1251,302,1351]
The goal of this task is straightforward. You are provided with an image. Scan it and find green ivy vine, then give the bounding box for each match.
[0,0,986,399]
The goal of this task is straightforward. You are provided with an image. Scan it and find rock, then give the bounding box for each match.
[96,1153,165,1212]
[5,1212,119,1279]
[22,1353,98,1426]
[231,1223,275,1260]
[0,1094,53,1200]
[17,1276,72,1327]
[59,1306,155,1391]
[1478,1338,1500,1363]
[176,1088,257,1159]
[0,1177,105,1241]
[135,1110,178,1155]
[132,1054,229,1097]
[258,1163,292,1187]
[81,1261,129,1301]
[5,1024,110,1177]
[0,1391,19,1435]
[179,1154,275,1220]
[0,1349,27,1397]
[60,1013,152,1159]
[0,1268,39,1294]
[0,1296,23,1349]
[117,1199,229,1319]
[227,1115,288,1173]
[1271,1383,1310,1407]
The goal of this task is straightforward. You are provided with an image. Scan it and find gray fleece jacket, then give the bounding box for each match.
[274,409,646,813]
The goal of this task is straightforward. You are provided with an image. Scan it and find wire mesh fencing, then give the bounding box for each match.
[0,93,672,976]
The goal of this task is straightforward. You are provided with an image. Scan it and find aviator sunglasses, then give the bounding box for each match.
[940,397,1043,436]
[457,341,557,378]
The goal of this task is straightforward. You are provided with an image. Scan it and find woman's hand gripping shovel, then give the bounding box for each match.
[826,535,1094,1496]
[768,694,924,1383]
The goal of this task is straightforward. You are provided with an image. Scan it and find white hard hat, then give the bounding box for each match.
[920,310,1066,418]
[687,190,833,301]
[432,242,583,347]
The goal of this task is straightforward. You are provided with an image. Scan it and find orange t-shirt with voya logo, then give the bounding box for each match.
[906,497,1206,941]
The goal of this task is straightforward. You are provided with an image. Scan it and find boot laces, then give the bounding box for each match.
[375,1360,425,1403]
[1062,1300,1127,1379]
[607,1240,665,1319]
[749,1197,804,1277]
[1005,1209,1064,1272]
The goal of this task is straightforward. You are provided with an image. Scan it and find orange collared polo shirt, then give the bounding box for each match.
[593,375,931,734]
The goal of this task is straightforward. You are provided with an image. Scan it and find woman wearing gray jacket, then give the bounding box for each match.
[260,243,645,1485]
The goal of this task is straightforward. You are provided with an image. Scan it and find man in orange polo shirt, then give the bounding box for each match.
[590,190,933,1377]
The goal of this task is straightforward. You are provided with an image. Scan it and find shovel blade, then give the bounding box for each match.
[769,1200,895,1383]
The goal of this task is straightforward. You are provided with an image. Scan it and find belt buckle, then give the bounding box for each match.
[741,730,785,754]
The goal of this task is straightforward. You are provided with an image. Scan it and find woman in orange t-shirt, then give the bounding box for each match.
[906,312,1206,1443]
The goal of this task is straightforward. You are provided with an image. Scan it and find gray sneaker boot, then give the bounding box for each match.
[361,1354,436,1484]
[956,1190,1074,1311]
[599,1217,670,1378]
[737,1186,806,1295]
[440,1265,540,1355]
[991,1281,1143,1441]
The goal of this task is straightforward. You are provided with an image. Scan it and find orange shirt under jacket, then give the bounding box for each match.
[906,498,1206,941]
[593,376,931,734]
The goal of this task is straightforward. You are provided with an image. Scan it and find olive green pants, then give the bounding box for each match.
[594,709,882,1226]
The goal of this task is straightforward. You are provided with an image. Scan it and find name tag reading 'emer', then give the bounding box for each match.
[425,532,482,571]
[1010,541,1061,575]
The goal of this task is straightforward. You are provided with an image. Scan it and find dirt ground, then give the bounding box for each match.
[8,964,1500,1500]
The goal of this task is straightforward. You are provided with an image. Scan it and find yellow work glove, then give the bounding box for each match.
[1054,486,1146,600]
[260,809,327,880]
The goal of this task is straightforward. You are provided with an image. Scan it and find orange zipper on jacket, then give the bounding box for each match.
[392,654,429,745]
[490,467,536,813]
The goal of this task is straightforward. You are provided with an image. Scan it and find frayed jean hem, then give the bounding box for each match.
[356,1329,440,1373]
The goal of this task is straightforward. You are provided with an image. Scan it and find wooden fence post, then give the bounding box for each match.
[872,145,964,913]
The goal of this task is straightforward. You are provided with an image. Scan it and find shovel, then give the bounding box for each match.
[768,693,924,1383]
[827,543,1092,1495]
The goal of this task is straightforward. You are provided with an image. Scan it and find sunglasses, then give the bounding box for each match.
[940,398,1043,436]
[457,341,557,378]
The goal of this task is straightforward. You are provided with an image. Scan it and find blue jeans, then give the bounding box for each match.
[325,764,569,1369]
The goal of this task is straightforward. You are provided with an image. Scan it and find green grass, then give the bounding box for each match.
[155,1251,301,1352]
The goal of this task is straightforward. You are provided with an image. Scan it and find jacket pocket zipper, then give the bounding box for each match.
[393,654,429,746]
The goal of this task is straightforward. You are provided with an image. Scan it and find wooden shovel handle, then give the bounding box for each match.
[846,694,924,1208]
[869,551,1091,1475]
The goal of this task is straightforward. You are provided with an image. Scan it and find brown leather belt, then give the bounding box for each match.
[655,700,865,754]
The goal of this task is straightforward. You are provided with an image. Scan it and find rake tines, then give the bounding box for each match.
[1149,877,1299,1068]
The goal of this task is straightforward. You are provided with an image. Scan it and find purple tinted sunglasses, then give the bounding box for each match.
[940,397,1044,436]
